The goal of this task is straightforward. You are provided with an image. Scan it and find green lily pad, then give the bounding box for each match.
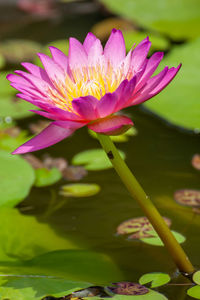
[99,0,200,40]
[0,150,35,207]
[34,168,62,187]
[143,38,200,131]
[89,127,138,143]
[0,95,34,120]
[60,183,100,197]
[0,130,29,152]
[187,285,200,299]
[139,273,170,288]
[109,289,168,300]
[140,230,186,246]
[72,149,126,171]
[0,207,76,262]
[123,31,169,53]
[0,278,91,300]
[193,271,200,285]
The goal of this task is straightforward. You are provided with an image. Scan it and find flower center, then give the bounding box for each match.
[47,61,133,112]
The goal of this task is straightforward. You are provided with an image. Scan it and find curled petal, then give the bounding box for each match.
[12,122,78,154]
[130,38,151,73]
[104,29,126,66]
[72,96,99,120]
[87,115,133,136]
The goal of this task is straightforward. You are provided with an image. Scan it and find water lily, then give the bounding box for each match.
[7,29,181,154]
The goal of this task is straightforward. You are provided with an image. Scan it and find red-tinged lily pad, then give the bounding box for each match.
[192,154,200,171]
[107,282,149,295]
[117,216,171,239]
[174,189,200,207]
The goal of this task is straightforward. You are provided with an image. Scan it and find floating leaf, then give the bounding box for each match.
[0,95,34,119]
[140,230,186,246]
[187,285,200,299]
[192,154,200,171]
[60,183,100,198]
[99,0,200,40]
[174,189,200,207]
[107,282,149,295]
[193,270,200,285]
[0,278,90,300]
[139,273,170,288]
[0,150,35,207]
[0,207,76,262]
[108,289,168,300]
[89,127,137,143]
[144,38,200,131]
[123,31,169,53]
[34,168,62,187]
[72,149,126,171]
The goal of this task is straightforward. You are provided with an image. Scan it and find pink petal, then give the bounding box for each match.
[104,29,126,66]
[7,74,32,87]
[37,53,65,84]
[97,93,118,118]
[115,76,137,110]
[135,52,164,91]
[87,114,133,135]
[12,122,76,154]
[49,46,68,71]
[21,62,52,85]
[83,32,98,54]
[131,66,169,105]
[130,38,151,74]
[87,39,103,65]
[68,37,88,69]
[72,96,99,120]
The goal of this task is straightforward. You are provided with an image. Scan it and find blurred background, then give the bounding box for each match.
[0,1,200,300]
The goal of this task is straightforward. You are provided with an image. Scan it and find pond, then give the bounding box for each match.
[0,1,200,300]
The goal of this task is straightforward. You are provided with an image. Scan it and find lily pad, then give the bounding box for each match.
[0,95,34,119]
[72,149,126,171]
[0,150,35,207]
[0,278,91,300]
[192,154,200,170]
[0,207,76,262]
[0,130,29,152]
[59,183,100,197]
[109,290,168,300]
[123,31,169,53]
[174,189,200,207]
[187,285,200,299]
[143,38,200,131]
[140,230,186,246]
[139,273,170,288]
[193,270,200,285]
[34,168,62,187]
[99,0,200,40]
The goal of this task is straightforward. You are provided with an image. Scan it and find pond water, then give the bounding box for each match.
[0,2,200,300]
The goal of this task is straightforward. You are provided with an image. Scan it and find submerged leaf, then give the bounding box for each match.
[174,189,200,207]
[60,183,100,198]
[72,149,125,171]
[107,282,149,295]
[34,168,62,187]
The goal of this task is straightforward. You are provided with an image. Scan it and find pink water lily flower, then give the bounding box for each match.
[7,29,181,154]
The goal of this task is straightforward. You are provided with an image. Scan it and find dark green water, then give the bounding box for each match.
[1,3,200,299]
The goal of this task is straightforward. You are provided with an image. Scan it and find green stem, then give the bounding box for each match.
[97,133,195,274]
